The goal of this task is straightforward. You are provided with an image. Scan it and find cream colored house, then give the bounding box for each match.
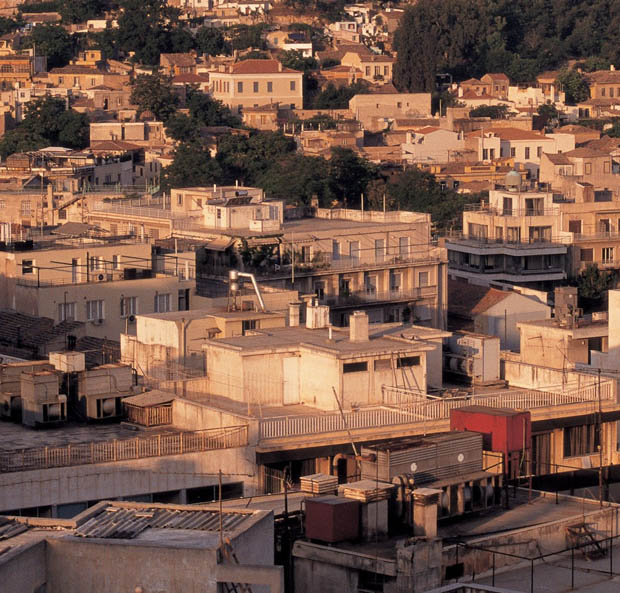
[209,59,303,114]
[341,51,393,83]
[0,238,194,340]
[349,92,431,131]
[401,127,464,163]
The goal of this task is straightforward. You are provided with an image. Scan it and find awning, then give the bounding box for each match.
[205,237,235,251]
[122,390,174,408]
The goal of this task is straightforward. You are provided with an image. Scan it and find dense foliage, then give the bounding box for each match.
[22,24,75,69]
[0,96,89,158]
[394,0,620,91]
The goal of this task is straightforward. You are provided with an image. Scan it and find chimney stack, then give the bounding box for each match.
[288,302,301,327]
[349,311,369,342]
[412,488,442,538]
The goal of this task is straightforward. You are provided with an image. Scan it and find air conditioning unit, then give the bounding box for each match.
[97,273,105,281]
[92,318,104,325]
[128,314,136,323]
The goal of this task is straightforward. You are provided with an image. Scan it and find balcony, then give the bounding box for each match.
[446,233,568,255]
[253,245,446,280]
[321,285,437,307]
[464,204,559,218]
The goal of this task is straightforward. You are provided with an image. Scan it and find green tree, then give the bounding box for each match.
[165,113,199,143]
[186,90,240,128]
[385,167,481,231]
[327,147,377,207]
[116,0,181,65]
[130,73,179,121]
[0,96,89,157]
[58,0,107,24]
[228,24,267,51]
[469,104,510,119]
[576,263,616,310]
[162,142,222,190]
[556,69,590,104]
[23,24,74,69]
[606,119,620,138]
[279,50,317,73]
[195,26,230,56]
[311,81,369,109]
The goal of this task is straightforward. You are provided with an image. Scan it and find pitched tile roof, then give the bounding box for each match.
[448,280,512,319]
[230,59,299,74]
[563,147,610,158]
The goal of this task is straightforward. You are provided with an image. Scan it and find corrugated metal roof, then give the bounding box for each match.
[75,505,251,539]
[0,517,28,541]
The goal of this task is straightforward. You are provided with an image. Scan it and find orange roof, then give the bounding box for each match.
[230,59,300,75]
[448,279,512,318]
[490,128,546,141]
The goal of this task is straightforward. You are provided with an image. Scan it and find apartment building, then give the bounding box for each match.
[87,187,447,329]
[586,67,620,102]
[209,59,303,114]
[446,168,620,283]
[47,66,129,90]
[489,128,575,179]
[89,121,166,148]
[460,73,510,100]
[445,175,569,287]
[349,92,431,131]
[0,237,194,340]
[340,50,393,83]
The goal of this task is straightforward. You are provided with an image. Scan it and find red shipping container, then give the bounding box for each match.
[305,496,360,543]
[450,405,531,455]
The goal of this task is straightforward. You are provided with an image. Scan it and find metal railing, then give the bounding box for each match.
[0,424,248,473]
[258,382,613,441]
[92,203,183,219]
[321,285,437,306]
[446,233,569,249]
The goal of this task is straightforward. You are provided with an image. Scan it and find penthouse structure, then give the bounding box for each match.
[88,187,448,328]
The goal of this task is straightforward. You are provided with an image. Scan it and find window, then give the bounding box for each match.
[58,302,76,322]
[343,361,368,373]
[290,80,296,91]
[390,271,401,293]
[253,81,259,92]
[418,271,429,287]
[154,293,171,313]
[267,81,272,92]
[397,356,420,368]
[510,147,516,157]
[503,197,513,215]
[585,163,592,175]
[568,220,582,234]
[177,193,183,206]
[604,161,611,173]
[20,200,31,215]
[374,238,385,262]
[86,299,104,321]
[237,82,243,93]
[21,259,34,274]
[365,66,370,76]
[0,200,5,208]
[113,255,121,270]
[601,88,606,97]
[349,241,360,264]
[364,273,377,296]
[120,296,137,317]
[525,147,530,159]
[398,236,410,257]
[564,423,599,457]
[374,359,391,371]
[242,319,257,335]
[602,247,614,263]
[599,219,610,233]
[581,248,593,262]
[537,146,542,158]
[483,148,489,160]
[332,240,340,260]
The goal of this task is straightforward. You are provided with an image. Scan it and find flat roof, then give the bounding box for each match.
[0,420,181,452]
[207,325,434,358]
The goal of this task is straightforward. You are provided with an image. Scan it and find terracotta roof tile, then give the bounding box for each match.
[230,59,299,74]
[448,280,511,318]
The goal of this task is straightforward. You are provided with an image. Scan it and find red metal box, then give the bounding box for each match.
[450,405,531,455]
[305,495,360,543]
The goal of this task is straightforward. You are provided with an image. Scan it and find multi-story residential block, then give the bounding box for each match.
[340,50,393,83]
[0,237,194,339]
[47,65,129,90]
[89,120,166,148]
[87,186,448,329]
[209,59,303,114]
[487,127,575,178]
[460,73,510,100]
[160,52,196,76]
[586,67,620,102]
[445,175,569,288]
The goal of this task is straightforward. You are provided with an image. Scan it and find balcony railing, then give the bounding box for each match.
[254,246,446,279]
[464,205,560,217]
[0,425,248,473]
[321,285,437,306]
[258,382,613,441]
[92,203,184,219]
[446,233,569,249]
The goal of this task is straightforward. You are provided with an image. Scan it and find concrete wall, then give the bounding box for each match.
[1,540,46,593]
[47,538,219,593]
[0,447,258,513]
[443,496,618,578]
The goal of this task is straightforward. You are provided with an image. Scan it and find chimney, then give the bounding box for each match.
[412,488,442,538]
[349,310,369,342]
[278,61,282,72]
[306,298,329,329]
[288,302,301,327]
